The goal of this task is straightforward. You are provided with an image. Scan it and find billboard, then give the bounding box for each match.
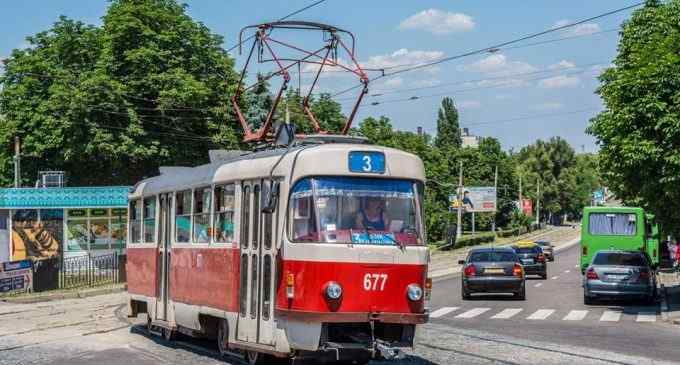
[449,187,497,213]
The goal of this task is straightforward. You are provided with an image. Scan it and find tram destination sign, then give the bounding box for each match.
[0,259,33,293]
[348,151,385,174]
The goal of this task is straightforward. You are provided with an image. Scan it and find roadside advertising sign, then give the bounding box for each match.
[0,259,33,293]
[450,187,497,212]
[522,199,533,217]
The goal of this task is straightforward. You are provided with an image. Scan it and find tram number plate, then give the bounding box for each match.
[349,151,385,174]
[364,273,388,291]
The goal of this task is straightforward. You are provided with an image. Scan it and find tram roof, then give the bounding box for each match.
[130,142,425,198]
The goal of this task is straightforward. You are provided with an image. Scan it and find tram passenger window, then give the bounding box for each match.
[241,185,250,249]
[193,188,211,243]
[262,255,272,320]
[239,253,248,317]
[253,185,260,249]
[143,197,156,243]
[129,200,142,244]
[250,254,258,319]
[175,190,192,243]
[263,182,274,250]
[214,184,235,243]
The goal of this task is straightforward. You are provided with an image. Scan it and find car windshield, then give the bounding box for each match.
[289,176,423,245]
[592,252,647,266]
[469,252,517,262]
[514,246,540,254]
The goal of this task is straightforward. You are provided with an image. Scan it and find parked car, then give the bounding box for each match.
[535,240,555,261]
[583,250,657,305]
[459,247,526,300]
[511,241,548,279]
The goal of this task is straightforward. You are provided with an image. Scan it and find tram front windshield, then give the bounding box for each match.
[289,176,423,245]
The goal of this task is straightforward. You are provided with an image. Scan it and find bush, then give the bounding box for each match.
[455,232,495,248]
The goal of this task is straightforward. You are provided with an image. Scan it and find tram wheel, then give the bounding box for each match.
[217,319,229,356]
[146,315,153,334]
[245,350,279,365]
[162,327,176,341]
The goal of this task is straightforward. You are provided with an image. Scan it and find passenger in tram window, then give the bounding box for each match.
[354,197,391,231]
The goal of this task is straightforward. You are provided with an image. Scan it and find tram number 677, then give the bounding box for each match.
[363,273,388,291]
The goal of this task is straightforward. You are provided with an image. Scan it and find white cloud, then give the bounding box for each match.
[382,77,404,88]
[553,19,601,36]
[465,54,537,75]
[588,64,611,77]
[529,102,564,111]
[398,9,475,35]
[548,60,576,70]
[538,75,581,89]
[363,48,444,70]
[457,100,481,109]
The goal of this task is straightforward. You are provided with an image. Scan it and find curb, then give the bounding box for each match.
[0,284,127,304]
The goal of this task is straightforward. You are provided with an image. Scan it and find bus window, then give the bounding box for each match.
[193,188,211,244]
[589,213,637,236]
[214,184,236,243]
[175,190,192,243]
[143,197,156,243]
[129,200,142,244]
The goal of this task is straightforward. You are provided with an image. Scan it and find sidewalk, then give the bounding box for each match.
[0,283,127,304]
[658,272,680,324]
[428,226,581,279]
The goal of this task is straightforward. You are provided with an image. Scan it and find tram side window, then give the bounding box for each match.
[239,253,248,317]
[262,255,272,320]
[175,190,192,243]
[193,188,211,244]
[241,185,251,249]
[130,200,142,244]
[214,184,236,243]
[143,197,156,243]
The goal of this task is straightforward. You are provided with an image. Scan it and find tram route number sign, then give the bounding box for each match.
[0,259,33,293]
[351,232,396,245]
[348,151,385,174]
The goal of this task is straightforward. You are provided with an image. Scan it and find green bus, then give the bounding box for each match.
[580,206,660,273]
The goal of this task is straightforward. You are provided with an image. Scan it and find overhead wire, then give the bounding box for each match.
[331,1,644,98]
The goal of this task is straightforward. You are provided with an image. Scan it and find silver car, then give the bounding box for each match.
[583,250,657,305]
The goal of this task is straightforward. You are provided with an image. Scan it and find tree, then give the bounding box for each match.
[434,97,461,151]
[244,74,273,130]
[588,0,680,234]
[0,0,241,186]
[311,93,345,133]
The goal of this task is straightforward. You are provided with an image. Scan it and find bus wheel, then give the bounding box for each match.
[217,320,229,356]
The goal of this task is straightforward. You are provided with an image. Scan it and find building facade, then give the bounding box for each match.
[0,187,129,263]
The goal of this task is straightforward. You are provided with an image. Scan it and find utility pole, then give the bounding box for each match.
[518,172,523,212]
[456,160,463,240]
[492,165,498,232]
[13,136,21,188]
[535,179,541,226]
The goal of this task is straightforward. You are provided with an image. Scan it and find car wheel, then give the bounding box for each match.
[462,288,471,300]
[584,292,594,305]
[541,271,548,280]
[515,284,526,301]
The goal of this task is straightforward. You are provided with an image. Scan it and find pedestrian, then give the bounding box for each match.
[667,240,677,269]
[675,240,680,271]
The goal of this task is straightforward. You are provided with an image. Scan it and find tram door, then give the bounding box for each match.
[155,193,172,321]
[237,180,277,345]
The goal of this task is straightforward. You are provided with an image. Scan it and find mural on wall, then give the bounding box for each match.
[11,210,63,261]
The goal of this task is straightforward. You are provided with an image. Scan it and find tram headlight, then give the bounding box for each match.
[407,284,423,301]
[325,281,343,300]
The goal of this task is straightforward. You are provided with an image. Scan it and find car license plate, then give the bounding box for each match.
[484,268,504,275]
[608,274,628,280]
[521,259,533,265]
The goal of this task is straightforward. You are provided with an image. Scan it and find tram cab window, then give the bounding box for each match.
[129,200,142,244]
[193,188,211,243]
[214,184,236,243]
[143,197,156,243]
[175,190,192,243]
[289,177,423,245]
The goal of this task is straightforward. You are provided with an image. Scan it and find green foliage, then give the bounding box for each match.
[588,0,680,234]
[244,74,273,130]
[0,0,240,186]
[455,232,495,248]
[311,93,346,133]
[434,97,461,151]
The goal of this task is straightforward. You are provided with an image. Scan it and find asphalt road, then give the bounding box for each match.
[2,237,680,364]
[426,242,680,363]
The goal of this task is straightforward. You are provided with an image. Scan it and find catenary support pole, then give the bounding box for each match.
[456,161,463,240]
[14,136,21,188]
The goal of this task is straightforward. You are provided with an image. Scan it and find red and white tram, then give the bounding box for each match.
[126,136,431,364]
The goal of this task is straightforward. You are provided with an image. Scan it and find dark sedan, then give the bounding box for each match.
[460,248,526,300]
[512,243,548,279]
[535,240,555,261]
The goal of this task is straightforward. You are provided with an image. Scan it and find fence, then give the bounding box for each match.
[33,252,126,292]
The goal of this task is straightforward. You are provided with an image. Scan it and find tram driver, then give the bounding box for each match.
[354,196,391,231]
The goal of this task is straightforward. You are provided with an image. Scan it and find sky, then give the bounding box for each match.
[0,0,642,152]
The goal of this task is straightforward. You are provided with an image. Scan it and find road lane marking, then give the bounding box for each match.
[599,310,622,322]
[564,270,571,274]
[551,276,559,280]
[563,310,588,321]
[491,308,523,319]
[635,312,656,322]
[534,283,542,288]
[430,307,459,318]
[526,309,555,320]
[456,307,491,319]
